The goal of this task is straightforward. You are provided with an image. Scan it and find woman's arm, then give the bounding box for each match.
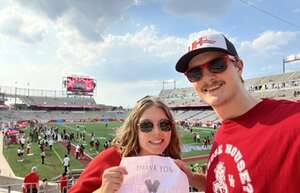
[69,147,122,193]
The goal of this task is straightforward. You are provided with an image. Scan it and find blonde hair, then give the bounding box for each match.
[112,96,181,159]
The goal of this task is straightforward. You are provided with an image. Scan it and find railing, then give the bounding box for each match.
[0,180,74,193]
[0,182,204,193]
[0,85,68,98]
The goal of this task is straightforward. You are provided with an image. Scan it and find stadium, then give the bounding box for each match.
[1,70,300,193]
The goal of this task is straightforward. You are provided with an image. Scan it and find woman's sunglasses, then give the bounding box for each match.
[138,119,172,133]
[185,55,232,82]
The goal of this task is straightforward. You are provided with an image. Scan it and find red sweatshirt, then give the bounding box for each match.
[69,147,121,193]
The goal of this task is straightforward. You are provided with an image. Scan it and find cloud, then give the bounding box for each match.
[15,0,139,41]
[55,25,185,82]
[240,31,298,54]
[238,31,298,78]
[160,0,232,19]
[0,2,48,43]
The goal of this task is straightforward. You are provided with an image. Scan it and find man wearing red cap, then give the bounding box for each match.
[23,166,39,193]
[175,30,300,193]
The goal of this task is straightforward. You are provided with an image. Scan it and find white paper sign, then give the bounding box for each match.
[116,156,189,193]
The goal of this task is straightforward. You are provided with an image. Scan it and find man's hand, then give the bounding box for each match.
[174,159,206,191]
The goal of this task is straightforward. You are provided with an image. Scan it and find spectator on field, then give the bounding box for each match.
[196,133,201,143]
[17,147,24,161]
[192,132,197,142]
[20,136,26,149]
[75,144,80,159]
[63,154,70,173]
[76,130,79,140]
[95,139,100,152]
[70,132,74,141]
[3,133,10,148]
[66,141,71,155]
[103,141,109,149]
[48,138,53,150]
[79,144,85,158]
[39,178,48,193]
[26,143,33,155]
[89,133,95,150]
[39,140,45,152]
[23,166,39,193]
[40,150,46,164]
[82,129,86,143]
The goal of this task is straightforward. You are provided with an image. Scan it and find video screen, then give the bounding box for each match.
[66,76,96,94]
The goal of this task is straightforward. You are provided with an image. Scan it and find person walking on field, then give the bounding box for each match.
[40,150,46,164]
[63,154,70,173]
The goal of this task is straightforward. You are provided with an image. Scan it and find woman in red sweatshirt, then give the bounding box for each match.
[69,96,182,193]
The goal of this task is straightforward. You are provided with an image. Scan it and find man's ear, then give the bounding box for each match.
[235,59,244,73]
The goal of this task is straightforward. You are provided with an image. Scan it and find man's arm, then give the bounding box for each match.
[188,173,206,191]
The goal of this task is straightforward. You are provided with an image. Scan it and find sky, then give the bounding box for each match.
[0,0,299,108]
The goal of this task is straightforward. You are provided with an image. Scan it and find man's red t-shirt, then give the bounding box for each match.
[205,99,300,193]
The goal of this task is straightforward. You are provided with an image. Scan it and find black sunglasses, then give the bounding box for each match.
[138,119,172,133]
[185,55,231,82]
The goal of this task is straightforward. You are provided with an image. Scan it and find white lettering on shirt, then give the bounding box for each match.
[208,144,254,193]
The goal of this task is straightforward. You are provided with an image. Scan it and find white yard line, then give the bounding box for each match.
[52,147,63,163]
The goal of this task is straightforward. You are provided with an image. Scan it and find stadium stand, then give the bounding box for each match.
[18,96,97,107]
[0,85,129,123]
[0,92,9,110]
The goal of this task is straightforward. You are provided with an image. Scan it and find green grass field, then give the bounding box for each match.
[4,121,214,179]
[3,142,84,180]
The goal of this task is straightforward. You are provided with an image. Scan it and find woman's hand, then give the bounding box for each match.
[93,166,128,193]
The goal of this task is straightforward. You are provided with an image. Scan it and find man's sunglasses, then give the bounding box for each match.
[138,119,172,133]
[185,55,231,82]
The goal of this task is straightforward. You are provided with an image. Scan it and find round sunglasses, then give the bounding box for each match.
[185,55,232,82]
[138,119,172,133]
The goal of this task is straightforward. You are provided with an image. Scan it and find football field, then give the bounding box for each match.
[4,121,213,179]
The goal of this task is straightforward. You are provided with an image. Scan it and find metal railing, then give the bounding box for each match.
[0,178,76,193]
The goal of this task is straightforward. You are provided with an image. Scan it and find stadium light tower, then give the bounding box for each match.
[14,81,18,105]
[27,82,30,97]
[283,54,300,73]
[162,80,176,90]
